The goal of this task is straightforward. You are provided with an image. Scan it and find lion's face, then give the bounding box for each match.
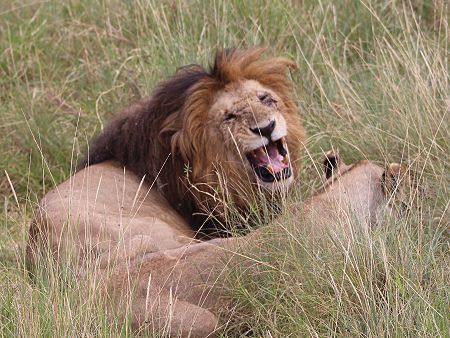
[208,80,293,191]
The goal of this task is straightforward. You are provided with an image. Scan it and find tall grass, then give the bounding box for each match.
[0,0,448,337]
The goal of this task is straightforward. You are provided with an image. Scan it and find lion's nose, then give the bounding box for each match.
[250,120,276,139]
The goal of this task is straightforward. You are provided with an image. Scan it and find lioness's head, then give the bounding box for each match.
[314,150,420,228]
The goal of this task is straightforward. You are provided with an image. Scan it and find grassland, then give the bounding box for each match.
[0,0,448,337]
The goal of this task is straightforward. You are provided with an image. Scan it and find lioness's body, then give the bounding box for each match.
[27,156,410,337]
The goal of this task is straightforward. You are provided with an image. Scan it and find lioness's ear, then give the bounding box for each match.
[381,162,423,214]
[323,150,340,180]
[381,163,409,196]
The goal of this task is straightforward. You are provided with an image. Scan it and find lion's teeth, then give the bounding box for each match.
[282,155,289,165]
[266,164,274,174]
[254,147,264,156]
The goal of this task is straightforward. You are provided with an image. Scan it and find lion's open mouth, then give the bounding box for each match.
[246,137,292,183]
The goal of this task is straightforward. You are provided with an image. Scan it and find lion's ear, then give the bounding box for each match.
[381,163,423,213]
[323,150,340,180]
[381,163,409,196]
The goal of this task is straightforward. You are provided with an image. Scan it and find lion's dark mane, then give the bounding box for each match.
[79,54,232,234]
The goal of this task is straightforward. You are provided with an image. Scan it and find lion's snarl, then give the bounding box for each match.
[79,48,304,234]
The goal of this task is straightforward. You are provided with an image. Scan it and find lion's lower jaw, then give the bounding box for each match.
[259,174,294,192]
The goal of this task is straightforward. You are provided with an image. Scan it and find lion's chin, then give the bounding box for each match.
[258,174,294,192]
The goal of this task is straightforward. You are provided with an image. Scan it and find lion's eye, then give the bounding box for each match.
[257,91,277,106]
[224,112,236,121]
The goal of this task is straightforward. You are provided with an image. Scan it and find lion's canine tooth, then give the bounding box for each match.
[282,155,289,165]
[255,147,264,156]
[266,164,274,174]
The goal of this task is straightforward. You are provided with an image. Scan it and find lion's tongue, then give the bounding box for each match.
[254,143,288,173]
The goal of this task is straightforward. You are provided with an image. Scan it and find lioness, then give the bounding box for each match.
[27,149,413,337]
[105,153,414,337]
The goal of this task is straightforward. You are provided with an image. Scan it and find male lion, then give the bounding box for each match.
[78,47,304,236]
